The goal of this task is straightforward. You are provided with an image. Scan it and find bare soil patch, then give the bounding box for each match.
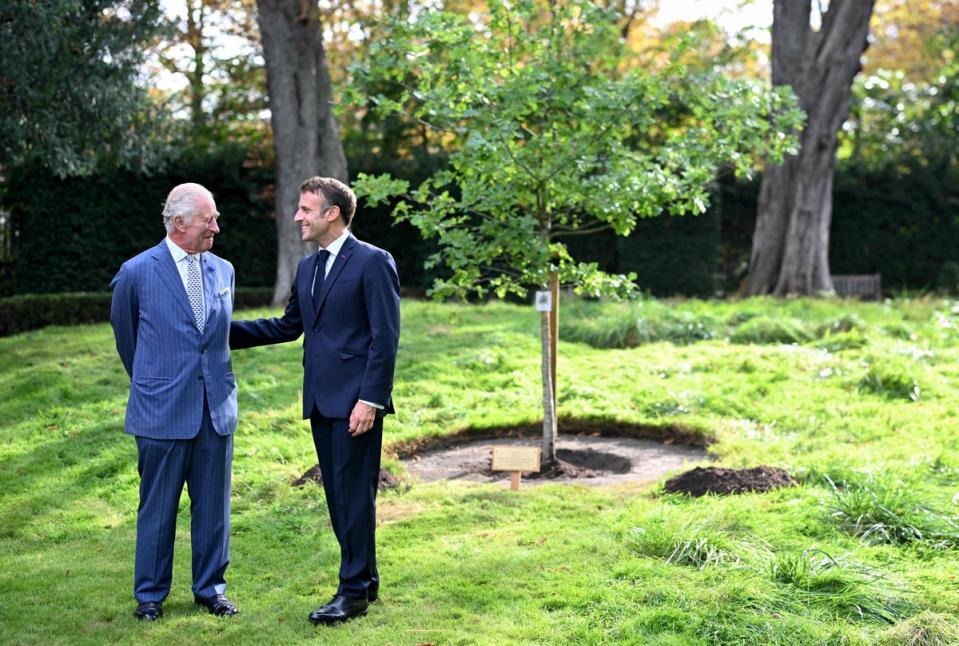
[663,466,796,497]
[402,432,707,487]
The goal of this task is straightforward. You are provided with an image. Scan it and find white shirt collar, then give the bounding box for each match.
[165,236,199,262]
[321,229,351,257]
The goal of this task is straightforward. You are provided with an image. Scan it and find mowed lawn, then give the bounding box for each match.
[1,297,958,645]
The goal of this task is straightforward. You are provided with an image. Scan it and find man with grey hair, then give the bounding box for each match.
[111,183,240,620]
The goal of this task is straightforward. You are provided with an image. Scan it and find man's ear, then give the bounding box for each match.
[327,205,342,223]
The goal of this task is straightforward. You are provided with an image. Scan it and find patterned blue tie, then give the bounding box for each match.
[186,254,205,333]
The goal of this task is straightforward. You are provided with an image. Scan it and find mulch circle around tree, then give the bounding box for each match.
[662,466,797,497]
[398,422,710,486]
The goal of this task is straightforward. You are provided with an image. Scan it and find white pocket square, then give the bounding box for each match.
[218,287,231,297]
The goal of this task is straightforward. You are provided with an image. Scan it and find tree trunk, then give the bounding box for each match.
[541,309,557,464]
[745,0,875,296]
[256,0,348,306]
[549,270,559,413]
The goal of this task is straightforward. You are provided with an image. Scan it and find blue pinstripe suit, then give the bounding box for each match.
[111,239,237,603]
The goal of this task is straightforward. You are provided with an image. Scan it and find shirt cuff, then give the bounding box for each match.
[359,399,384,410]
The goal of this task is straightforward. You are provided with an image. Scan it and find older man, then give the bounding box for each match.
[110,183,239,620]
[231,176,400,625]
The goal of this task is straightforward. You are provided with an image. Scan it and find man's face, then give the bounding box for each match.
[176,195,220,254]
[294,190,335,246]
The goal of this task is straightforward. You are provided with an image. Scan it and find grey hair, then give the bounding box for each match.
[162,183,214,233]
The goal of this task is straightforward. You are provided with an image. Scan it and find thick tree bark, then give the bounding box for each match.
[257,0,348,306]
[745,0,875,296]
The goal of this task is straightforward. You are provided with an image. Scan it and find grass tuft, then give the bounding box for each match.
[825,474,959,548]
[626,523,736,569]
[858,362,922,401]
[730,316,813,345]
[765,549,907,624]
[879,611,959,646]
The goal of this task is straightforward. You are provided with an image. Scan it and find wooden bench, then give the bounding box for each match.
[831,274,881,300]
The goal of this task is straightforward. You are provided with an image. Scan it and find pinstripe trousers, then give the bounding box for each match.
[133,396,233,602]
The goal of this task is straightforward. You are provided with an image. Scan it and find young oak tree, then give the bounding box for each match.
[353,0,802,464]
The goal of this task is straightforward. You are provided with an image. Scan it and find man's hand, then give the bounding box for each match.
[348,401,377,437]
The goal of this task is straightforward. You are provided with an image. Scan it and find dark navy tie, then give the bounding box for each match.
[313,249,330,314]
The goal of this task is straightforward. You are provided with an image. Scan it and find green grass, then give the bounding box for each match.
[3,296,959,644]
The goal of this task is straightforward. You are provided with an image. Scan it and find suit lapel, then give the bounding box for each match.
[298,255,318,328]
[151,241,195,324]
[312,236,356,328]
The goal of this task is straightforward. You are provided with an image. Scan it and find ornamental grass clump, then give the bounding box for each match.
[825,474,959,549]
[857,362,921,401]
[730,316,814,345]
[626,523,736,569]
[766,550,906,624]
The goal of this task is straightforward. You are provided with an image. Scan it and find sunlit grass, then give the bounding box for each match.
[2,296,959,643]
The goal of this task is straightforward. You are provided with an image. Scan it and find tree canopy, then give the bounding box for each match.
[353,0,802,300]
[0,0,168,176]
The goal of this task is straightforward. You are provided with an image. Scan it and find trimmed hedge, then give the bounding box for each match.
[0,288,273,337]
[2,146,277,295]
[4,148,957,300]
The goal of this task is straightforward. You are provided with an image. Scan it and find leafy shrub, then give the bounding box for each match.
[730,316,813,345]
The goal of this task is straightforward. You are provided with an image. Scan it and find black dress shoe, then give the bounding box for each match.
[368,587,378,603]
[134,601,163,621]
[194,593,238,616]
[308,594,368,625]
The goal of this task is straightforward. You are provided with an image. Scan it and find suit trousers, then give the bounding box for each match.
[310,407,383,598]
[133,396,233,602]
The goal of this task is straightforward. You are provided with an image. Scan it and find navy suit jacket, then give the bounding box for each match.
[230,235,400,419]
[110,240,238,439]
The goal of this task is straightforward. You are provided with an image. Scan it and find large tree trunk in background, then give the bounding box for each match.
[257,0,348,306]
[745,0,875,296]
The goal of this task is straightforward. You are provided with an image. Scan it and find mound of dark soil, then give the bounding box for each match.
[525,447,632,480]
[292,465,400,491]
[663,466,796,497]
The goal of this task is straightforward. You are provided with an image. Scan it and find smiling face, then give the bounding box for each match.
[170,194,219,254]
[294,190,341,247]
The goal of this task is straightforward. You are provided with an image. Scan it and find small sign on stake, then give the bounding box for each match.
[534,290,552,312]
[491,446,541,491]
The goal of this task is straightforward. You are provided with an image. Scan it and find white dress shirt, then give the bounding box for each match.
[311,229,351,295]
[165,236,205,315]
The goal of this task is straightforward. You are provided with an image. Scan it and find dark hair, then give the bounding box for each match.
[299,176,357,226]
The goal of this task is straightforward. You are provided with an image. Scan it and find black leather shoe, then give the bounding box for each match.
[308,594,368,625]
[134,601,163,621]
[368,587,378,603]
[194,593,238,616]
